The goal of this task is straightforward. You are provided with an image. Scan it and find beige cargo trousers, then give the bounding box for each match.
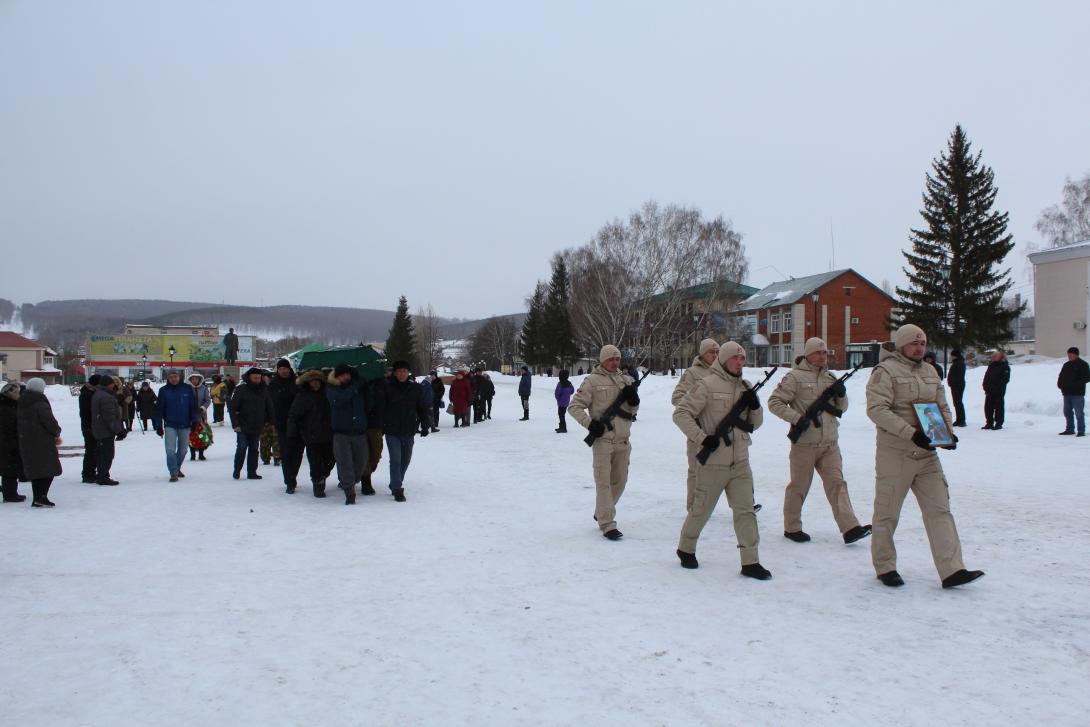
[593,438,630,533]
[678,462,760,565]
[784,443,861,534]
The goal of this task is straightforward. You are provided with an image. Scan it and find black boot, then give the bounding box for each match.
[603,529,623,541]
[2,478,26,503]
[843,524,872,544]
[941,569,985,589]
[198,451,206,460]
[313,480,326,498]
[190,449,196,461]
[877,570,905,587]
[342,485,356,505]
[285,482,296,494]
[676,549,698,569]
[784,530,811,543]
[741,563,772,580]
[393,489,407,502]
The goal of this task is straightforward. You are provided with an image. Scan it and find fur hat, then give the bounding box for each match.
[392,360,410,371]
[1,381,21,398]
[599,344,621,363]
[894,324,927,350]
[803,337,827,357]
[698,338,719,356]
[718,341,746,364]
[25,377,46,393]
[333,363,353,378]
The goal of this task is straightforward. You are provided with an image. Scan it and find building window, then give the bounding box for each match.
[747,315,758,335]
[844,287,855,296]
[769,345,779,364]
[851,316,860,325]
[782,311,792,332]
[770,313,781,334]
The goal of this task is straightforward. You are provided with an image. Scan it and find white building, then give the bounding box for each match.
[1028,240,1090,357]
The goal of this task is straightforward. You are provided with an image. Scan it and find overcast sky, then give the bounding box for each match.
[2,1,1087,319]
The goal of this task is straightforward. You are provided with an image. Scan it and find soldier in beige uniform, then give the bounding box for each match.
[673,342,771,580]
[866,323,984,589]
[671,338,719,512]
[768,337,871,545]
[568,345,640,541]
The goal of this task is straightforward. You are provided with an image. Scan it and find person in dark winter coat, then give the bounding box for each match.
[228,367,275,479]
[449,370,473,428]
[981,350,1010,430]
[518,366,532,420]
[1057,346,1090,436]
[78,374,100,483]
[267,358,303,490]
[361,374,387,495]
[374,360,430,501]
[481,373,495,420]
[417,373,434,431]
[286,369,334,496]
[91,376,126,485]
[923,352,945,381]
[17,378,62,507]
[947,349,967,427]
[153,370,201,481]
[554,370,575,433]
[429,371,444,432]
[1,382,27,502]
[136,381,158,431]
[326,364,369,504]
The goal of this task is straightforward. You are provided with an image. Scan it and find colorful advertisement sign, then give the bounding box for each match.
[88,334,254,363]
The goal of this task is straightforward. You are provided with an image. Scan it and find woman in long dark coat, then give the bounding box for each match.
[0,381,27,502]
[17,378,62,507]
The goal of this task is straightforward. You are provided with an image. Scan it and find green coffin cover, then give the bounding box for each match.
[297,345,387,382]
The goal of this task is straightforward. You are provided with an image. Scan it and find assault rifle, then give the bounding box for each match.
[786,362,864,443]
[583,369,651,447]
[695,368,777,465]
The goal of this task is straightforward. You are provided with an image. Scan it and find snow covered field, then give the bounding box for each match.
[2,360,1088,726]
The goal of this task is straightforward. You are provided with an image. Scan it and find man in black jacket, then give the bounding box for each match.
[286,369,334,496]
[374,360,430,502]
[229,367,275,479]
[1057,346,1090,436]
[429,370,444,432]
[268,358,303,491]
[982,350,1010,430]
[78,374,101,482]
[947,350,966,427]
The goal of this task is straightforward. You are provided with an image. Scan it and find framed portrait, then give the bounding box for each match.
[913,402,954,447]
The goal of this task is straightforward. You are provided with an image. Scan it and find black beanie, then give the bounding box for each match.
[88,374,101,386]
[334,363,353,377]
[276,358,291,369]
[1069,347,1080,356]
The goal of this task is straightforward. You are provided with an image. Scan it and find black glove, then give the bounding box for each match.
[622,384,640,407]
[911,430,934,450]
[155,427,164,438]
[832,382,847,397]
[701,435,720,452]
[740,389,760,410]
[115,430,127,441]
[588,420,606,438]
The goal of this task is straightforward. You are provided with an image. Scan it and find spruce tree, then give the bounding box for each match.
[542,255,579,367]
[520,283,547,366]
[385,295,416,366]
[896,125,1020,352]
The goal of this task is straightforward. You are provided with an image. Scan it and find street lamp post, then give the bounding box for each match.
[811,292,820,339]
[141,354,147,381]
[168,345,176,372]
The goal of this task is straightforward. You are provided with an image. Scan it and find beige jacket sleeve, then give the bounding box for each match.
[673,379,710,444]
[567,379,594,429]
[865,367,915,440]
[767,372,801,425]
[670,368,696,406]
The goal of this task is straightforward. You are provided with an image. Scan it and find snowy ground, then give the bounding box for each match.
[2,360,1088,726]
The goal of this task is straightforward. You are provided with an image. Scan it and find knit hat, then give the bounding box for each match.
[1069,347,1080,356]
[894,324,927,350]
[718,341,746,364]
[599,344,621,363]
[25,377,46,393]
[1,381,20,398]
[276,358,292,370]
[803,337,827,356]
[333,363,353,378]
[698,338,719,356]
[88,374,101,386]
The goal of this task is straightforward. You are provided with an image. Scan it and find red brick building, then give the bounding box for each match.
[731,269,895,368]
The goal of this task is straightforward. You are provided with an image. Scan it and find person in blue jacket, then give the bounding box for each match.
[326,364,369,505]
[518,366,532,421]
[153,369,201,481]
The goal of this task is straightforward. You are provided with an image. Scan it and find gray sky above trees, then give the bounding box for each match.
[1,1,1086,318]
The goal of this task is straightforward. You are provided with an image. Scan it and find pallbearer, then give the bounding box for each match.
[568,345,640,541]
[672,342,771,580]
[865,324,984,589]
[767,337,870,545]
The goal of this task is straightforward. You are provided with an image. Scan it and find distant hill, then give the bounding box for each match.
[0,297,524,352]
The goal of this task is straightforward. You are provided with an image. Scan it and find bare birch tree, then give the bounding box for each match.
[468,316,519,370]
[1036,173,1090,248]
[414,303,444,372]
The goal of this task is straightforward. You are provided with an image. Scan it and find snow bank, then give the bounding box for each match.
[1,359,1087,726]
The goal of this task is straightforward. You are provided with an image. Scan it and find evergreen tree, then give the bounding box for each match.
[385,295,416,365]
[896,125,1021,352]
[520,282,547,366]
[542,255,579,367]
